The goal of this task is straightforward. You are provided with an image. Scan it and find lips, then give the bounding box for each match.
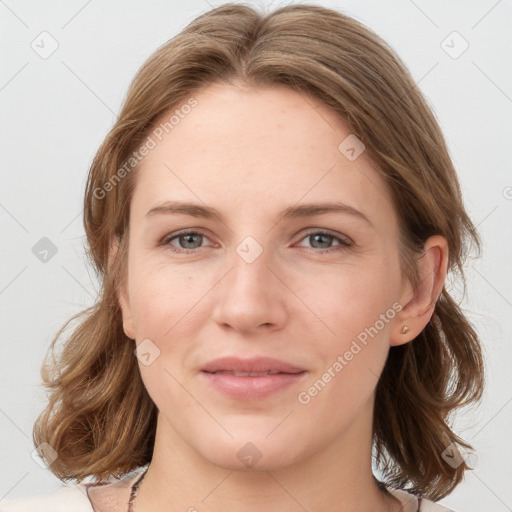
[200,356,306,400]
[212,371,282,376]
[201,356,305,374]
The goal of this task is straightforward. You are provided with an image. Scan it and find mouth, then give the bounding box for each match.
[200,356,306,399]
[201,356,305,374]
[205,370,294,376]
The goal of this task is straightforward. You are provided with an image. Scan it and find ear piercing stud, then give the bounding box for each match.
[400,325,410,334]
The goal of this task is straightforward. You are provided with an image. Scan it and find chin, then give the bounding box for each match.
[191,426,307,472]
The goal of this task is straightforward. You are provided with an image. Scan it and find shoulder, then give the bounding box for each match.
[388,488,456,512]
[419,496,456,512]
[0,483,93,512]
[0,467,148,512]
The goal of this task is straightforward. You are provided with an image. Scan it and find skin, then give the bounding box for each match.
[109,82,448,512]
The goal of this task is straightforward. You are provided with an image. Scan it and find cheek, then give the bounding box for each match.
[297,259,396,341]
[128,262,204,412]
[296,260,397,396]
[128,258,203,339]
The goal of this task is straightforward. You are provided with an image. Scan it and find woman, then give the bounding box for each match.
[1,2,484,511]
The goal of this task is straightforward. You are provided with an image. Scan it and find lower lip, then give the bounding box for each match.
[200,371,306,400]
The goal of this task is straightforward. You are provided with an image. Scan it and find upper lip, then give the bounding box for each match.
[201,356,305,374]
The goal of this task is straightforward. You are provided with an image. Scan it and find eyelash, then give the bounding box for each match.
[159,229,353,255]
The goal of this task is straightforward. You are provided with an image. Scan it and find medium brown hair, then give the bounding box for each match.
[33,2,485,501]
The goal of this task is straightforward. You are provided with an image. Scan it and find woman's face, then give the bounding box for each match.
[118,83,412,470]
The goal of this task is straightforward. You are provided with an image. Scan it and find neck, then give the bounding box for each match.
[133,398,401,512]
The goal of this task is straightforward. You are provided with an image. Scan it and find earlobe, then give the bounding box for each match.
[118,289,136,340]
[390,235,449,347]
[108,234,136,340]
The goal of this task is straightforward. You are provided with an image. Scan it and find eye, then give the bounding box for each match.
[295,230,352,254]
[160,230,213,253]
[159,229,352,255]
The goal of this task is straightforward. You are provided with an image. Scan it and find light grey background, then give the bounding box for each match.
[1,0,511,510]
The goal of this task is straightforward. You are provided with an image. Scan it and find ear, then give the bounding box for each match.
[390,234,449,347]
[108,234,136,340]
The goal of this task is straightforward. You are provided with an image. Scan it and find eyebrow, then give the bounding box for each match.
[146,200,374,228]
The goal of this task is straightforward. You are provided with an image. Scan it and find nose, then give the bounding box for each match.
[211,246,289,335]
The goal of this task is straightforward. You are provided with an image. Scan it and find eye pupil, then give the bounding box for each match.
[310,233,332,249]
[180,233,202,249]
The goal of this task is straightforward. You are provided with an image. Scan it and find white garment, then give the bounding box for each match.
[0,469,455,511]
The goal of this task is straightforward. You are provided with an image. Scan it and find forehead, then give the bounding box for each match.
[131,83,397,231]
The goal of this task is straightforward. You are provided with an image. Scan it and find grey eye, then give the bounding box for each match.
[174,233,204,249]
[307,233,336,249]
